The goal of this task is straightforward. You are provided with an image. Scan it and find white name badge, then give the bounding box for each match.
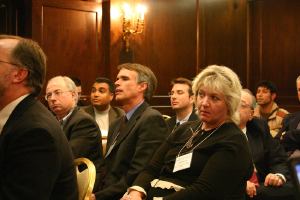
[173,152,193,173]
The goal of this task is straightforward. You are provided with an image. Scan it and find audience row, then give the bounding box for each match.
[0,34,299,200]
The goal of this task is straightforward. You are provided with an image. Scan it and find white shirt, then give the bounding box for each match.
[94,106,110,137]
[176,112,192,125]
[0,94,29,134]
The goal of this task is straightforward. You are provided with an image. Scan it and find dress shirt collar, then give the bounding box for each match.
[126,100,144,121]
[176,112,192,125]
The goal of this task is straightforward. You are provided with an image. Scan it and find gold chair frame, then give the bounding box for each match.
[74,157,96,200]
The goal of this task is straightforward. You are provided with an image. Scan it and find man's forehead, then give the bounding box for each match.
[172,83,189,90]
[118,68,137,77]
[93,82,109,88]
[257,86,271,91]
[0,38,19,50]
[47,79,67,90]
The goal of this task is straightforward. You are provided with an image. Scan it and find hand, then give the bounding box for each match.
[120,191,143,200]
[264,173,284,187]
[90,193,96,200]
[246,181,257,198]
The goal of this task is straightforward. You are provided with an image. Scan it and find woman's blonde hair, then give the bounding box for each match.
[192,65,242,125]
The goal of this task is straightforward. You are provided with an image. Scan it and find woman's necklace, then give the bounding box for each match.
[185,123,203,149]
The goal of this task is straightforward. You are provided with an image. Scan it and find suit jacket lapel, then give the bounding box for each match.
[105,102,148,157]
[62,107,79,138]
[108,108,117,124]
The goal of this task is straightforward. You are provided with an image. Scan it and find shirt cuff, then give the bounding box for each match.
[128,186,147,198]
[275,173,286,183]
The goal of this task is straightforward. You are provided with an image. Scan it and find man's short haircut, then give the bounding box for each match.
[256,80,278,94]
[0,35,47,96]
[94,77,115,93]
[170,77,193,96]
[117,63,157,102]
[297,75,300,82]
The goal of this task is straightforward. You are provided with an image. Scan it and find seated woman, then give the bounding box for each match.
[121,65,253,200]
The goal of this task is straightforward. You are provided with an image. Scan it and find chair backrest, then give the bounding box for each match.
[162,114,171,120]
[74,157,96,200]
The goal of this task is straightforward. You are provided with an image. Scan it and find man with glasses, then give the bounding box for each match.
[0,35,78,199]
[45,75,103,188]
[239,89,294,200]
[166,77,198,131]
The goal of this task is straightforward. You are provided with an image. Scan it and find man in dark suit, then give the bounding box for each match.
[278,75,300,155]
[166,77,198,131]
[91,63,168,200]
[83,77,124,138]
[45,75,103,188]
[0,35,78,199]
[239,89,295,200]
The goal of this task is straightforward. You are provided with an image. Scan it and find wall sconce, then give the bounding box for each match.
[122,3,146,52]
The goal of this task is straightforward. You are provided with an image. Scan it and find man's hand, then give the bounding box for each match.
[246,181,257,198]
[120,190,144,200]
[264,173,284,187]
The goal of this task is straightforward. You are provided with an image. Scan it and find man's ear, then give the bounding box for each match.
[138,82,148,92]
[249,109,254,121]
[12,68,29,83]
[109,92,114,101]
[190,94,195,104]
[271,93,277,101]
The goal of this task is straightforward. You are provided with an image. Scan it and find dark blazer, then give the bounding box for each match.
[166,109,199,131]
[279,112,300,153]
[95,102,168,200]
[63,107,103,178]
[0,95,78,200]
[246,117,290,182]
[83,105,124,128]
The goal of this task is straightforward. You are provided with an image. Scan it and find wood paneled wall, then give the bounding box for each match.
[1,0,299,114]
[248,0,300,112]
[32,0,105,98]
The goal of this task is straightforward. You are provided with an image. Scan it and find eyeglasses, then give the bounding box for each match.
[45,90,71,101]
[0,59,20,67]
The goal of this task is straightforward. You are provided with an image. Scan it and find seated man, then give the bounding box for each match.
[91,63,168,200]
[166,77,198,132]
[0,35,78,199]
[83,77,124,138]
[279,75,300,155]
[253,80,289,137]
[45,76,103,188]
[239,89,295,200]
